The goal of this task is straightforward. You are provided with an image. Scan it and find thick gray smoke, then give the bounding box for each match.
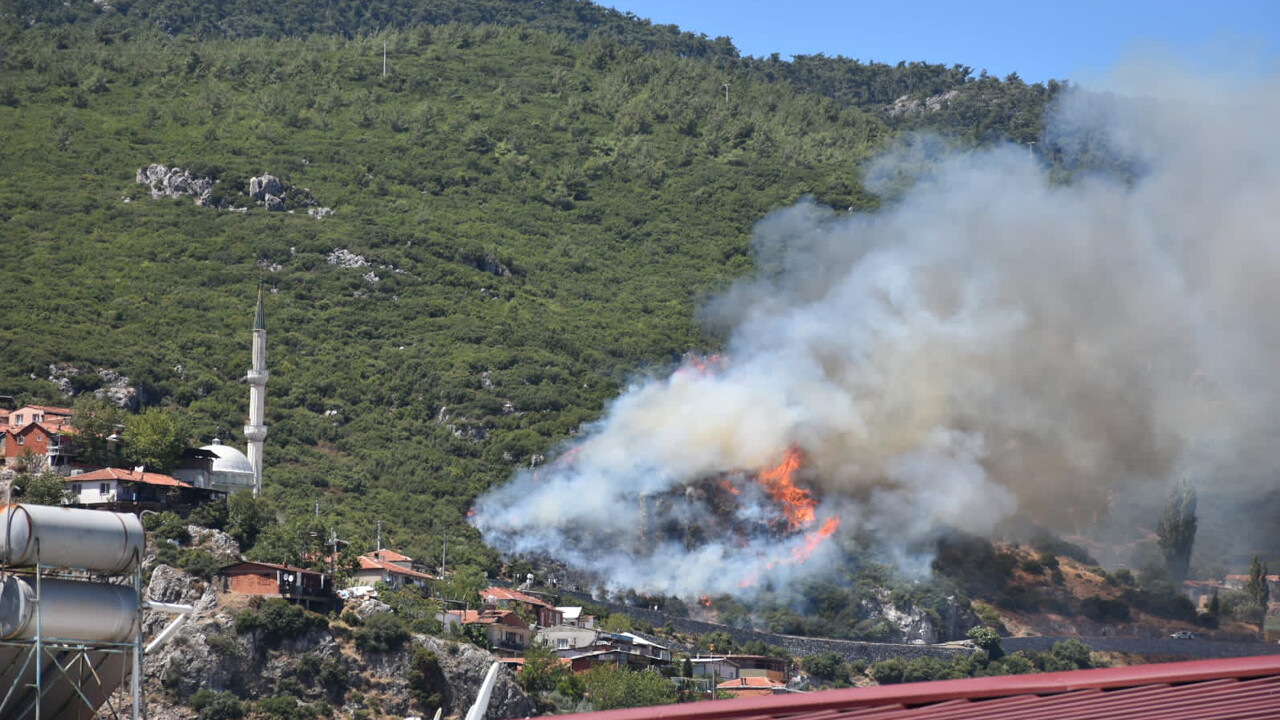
[472,68,1280,597]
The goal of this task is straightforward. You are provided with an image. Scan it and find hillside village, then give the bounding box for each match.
[5,0,1280,717]
[4,309,1279,718]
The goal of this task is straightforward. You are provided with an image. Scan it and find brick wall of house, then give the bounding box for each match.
[228,572,281,595]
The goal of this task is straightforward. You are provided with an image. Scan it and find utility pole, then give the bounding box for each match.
[329,528,339,577]
[383,41,388,77]
[722,83,730,103]
[441,526,448,577]
[376,521,382,551]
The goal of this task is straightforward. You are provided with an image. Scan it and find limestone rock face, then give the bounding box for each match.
[350,597,393,620]
[132,563,534,720]
[136,164,216,206]
[248,174,283,200]
[263,193,285,211]
[187,526,241,560]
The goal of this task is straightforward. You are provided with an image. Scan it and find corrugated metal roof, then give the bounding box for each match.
[559,655,1280,720]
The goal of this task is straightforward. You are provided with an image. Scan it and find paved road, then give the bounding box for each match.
[1003,635,1280,658]
[561,590,1280,661]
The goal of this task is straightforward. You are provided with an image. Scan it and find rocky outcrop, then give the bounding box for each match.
[46,363,138,409]
[135,165,328,215]
[135,565,533,720]
[886,90,961,117]
[327,248,369,268]
[248,174,283,201]
[186,526,241,560]
[136,164,217,206]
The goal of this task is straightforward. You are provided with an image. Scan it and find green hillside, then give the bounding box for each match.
[0,0,1063,571]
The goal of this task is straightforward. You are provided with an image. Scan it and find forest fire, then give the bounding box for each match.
[756,447,816,529]
[730,448,842,589]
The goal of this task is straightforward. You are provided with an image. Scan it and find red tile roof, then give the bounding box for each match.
[482,586,551,607]
[28,405,73,415]
[366,548,413,563]
[558,655,1280,720]
[356,555,434,580]
[69,467,192,488]
[454,608,527,628]
[715,676,787,690]
[220,560,324,576]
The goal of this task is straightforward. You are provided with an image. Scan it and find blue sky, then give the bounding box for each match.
[607,0,1280,85]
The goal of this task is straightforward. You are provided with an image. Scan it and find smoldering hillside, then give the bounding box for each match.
[471,69,1280,598]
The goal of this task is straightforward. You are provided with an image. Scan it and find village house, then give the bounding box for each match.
[6,405,73,431]
[480,586,564,627]
[715,675,792,697]
[1,405,78,472]
[1182,579,1229,608]
[557,606,596,628]
[690,654,789,683]
[65,467,224,515]
[219,560,332,610]
[1223,573,1280,598]
[560,632,672,673]
[444,609,531,657]
[351,548,434,589]
[537,623,598,652]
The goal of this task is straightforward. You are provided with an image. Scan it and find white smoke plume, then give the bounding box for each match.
[472,66,1280,598]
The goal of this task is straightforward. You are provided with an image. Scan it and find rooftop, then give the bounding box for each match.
[69,467,192,488]
[482,586,553,607]
[558,654,1280,720]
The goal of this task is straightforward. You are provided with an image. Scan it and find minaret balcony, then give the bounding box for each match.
[246,370,270,384]
[244,425,269,442]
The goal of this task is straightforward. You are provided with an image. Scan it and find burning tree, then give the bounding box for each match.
[1156,479,1197,586]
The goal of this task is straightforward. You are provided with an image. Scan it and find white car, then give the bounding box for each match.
[1170,631,1196,639]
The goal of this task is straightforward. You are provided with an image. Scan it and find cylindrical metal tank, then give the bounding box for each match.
[0,574,140,642]
[0,504,144,573]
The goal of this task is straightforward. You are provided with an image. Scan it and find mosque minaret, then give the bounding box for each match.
[244,285,268,496]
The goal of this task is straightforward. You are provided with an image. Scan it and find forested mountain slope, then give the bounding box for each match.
[0,0,1063,570]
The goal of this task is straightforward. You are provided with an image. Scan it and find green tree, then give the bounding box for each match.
[69,395,124,467]
[12,470,71,505]
[580,666,675,710]
[800,653,850,685]
[122,407,189,473]
[1246,555,1270,627]
[440,565,487,606]
[966,625,1004,660]
[226,491,271,551]
[599,613,634,633]
[1156,479,1197,585]
[407,646,449,712]
[518,640,573,695]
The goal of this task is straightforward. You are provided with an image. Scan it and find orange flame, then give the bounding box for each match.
[757,447,815,529]
[699,595,712,607]
[791,516,840,563]
[719,478,740,496]
[731,447,842,589]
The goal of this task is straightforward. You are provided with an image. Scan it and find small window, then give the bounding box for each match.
[33,433,42,442]
[556,638,569,649]
[71,484,82,493]
[17,436,23,446]
[99,483,110,494]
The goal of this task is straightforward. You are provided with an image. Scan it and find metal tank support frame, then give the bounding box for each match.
[0,502,194,720]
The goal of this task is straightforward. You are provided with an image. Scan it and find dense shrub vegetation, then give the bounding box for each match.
[0,0,1072,594]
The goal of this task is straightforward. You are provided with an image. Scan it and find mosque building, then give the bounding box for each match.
[174,287,268,496]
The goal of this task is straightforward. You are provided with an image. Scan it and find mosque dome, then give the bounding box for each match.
[203,439,255,474]
[200,439,256,493]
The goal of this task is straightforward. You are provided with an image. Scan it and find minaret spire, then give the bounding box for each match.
[245,285,269,496]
